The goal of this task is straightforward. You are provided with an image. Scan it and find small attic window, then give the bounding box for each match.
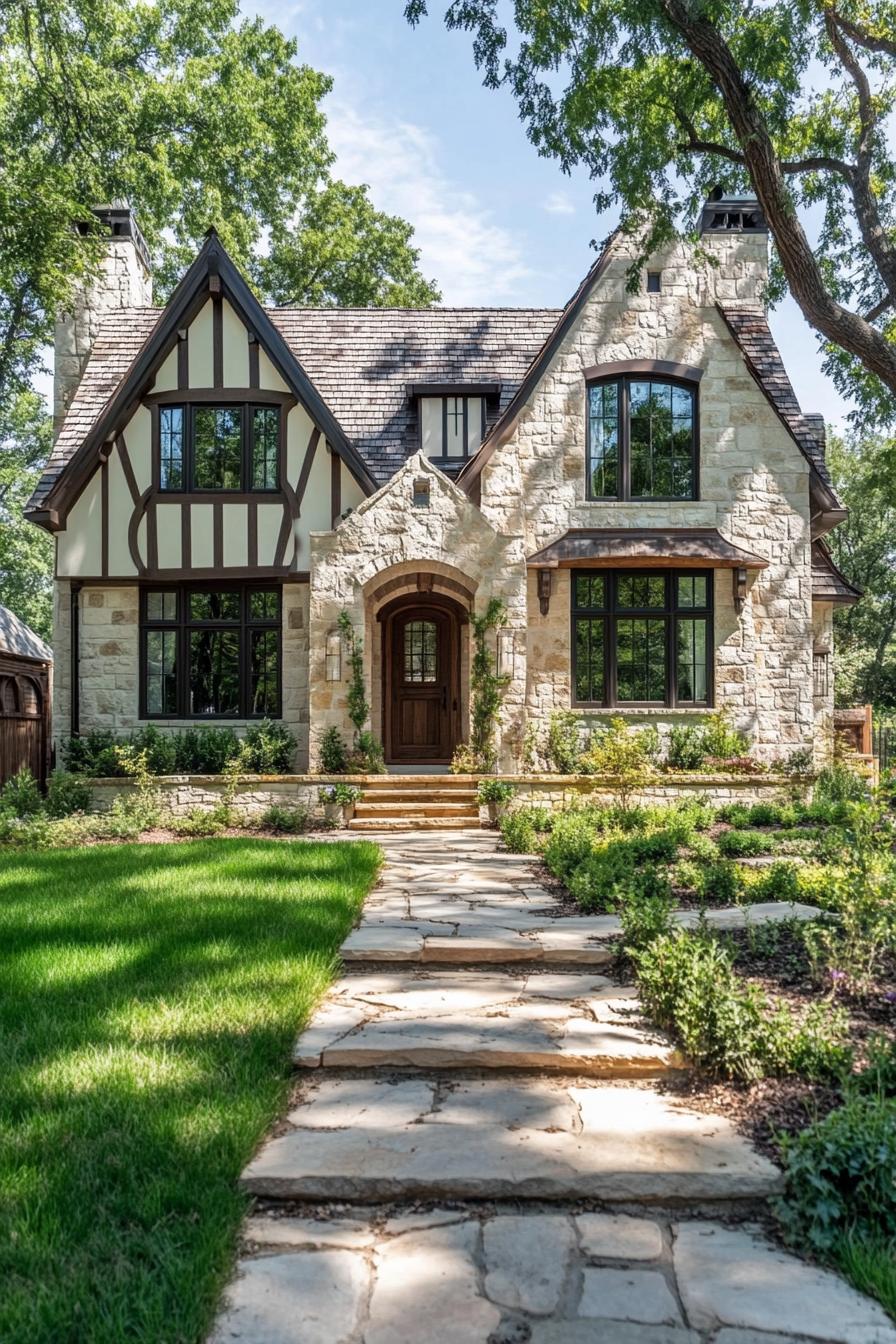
[647,271,662,293]
[419,395,485,461]
[413,477,430,508]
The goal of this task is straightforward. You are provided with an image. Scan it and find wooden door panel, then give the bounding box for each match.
[385,601,460,764]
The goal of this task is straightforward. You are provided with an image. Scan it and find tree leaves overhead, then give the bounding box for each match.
[0,394,53,638]
[0,0,439,404]
[407,0,896,426]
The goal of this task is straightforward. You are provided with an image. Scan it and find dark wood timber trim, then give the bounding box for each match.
[296,428,321,508]
[128,487,151,576]
[143,387,296,407]
[153,490,288,506]
[247,501,258,568]
[147,501,158,572]
[177,329,189,389]
[581,358,705,383]
[149,402,161,493]
[180,503,190,570]
[70,582,81,737]
[212,294,223,388]
[100,460,109,577]
[330,446,341,527]
[116,434,140,505]
[74,568,309,585]
[407,381,501,399]
[248,333,259,389]
[213,501,224,570]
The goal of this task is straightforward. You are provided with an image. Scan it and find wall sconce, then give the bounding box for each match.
[325,629,342,681]
[496,628,516,679]
[537,568,552,616]
[733,567,748,614]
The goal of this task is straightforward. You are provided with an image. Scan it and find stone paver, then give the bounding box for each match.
[242,1077,781,1203]
[213,830,889,1344]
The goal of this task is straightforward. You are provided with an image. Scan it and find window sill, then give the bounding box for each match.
[573,706,713,717]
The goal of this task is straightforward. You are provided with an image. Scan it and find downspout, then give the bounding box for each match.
[70,582,81,737]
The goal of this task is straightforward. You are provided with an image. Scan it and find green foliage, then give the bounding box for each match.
[0,392,53,638]
[347,730,386,775]
[499,806,554,854]
[717,828,772,858]
[319,726,348,774]
[451,598,509,774]
[776,1097,896,1253]
[318,783,362,807]
[0,767,42,818]
[619,884,675,956]
[830,1230,896,1323]
[635,930,850,1083]
[666,724,707,772]
[741,861,802,905]
[815,763,869,803]
[477,778,516,805]
[698,712,750,761]
[168,807,230,838]
[546,710,582,773]
[406,2,896,422]
[240,720,296,774]
[580,717,655,810]
[338,610,370,740]
[259,803,310,834]
[44,770,91,819]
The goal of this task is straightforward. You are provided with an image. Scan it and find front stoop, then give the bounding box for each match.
[213,832,896,1344]
[349,774,480,830]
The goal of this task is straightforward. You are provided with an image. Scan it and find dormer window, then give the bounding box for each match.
[587,375,697,501]
[156,402,282,493]
[409,382,500,464]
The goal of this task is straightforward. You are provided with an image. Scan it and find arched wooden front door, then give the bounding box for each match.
[382,595,462,766]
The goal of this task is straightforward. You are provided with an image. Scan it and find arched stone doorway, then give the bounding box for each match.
[378,592,467,766]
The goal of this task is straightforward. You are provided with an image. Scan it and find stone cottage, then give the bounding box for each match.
[27,200,860,773]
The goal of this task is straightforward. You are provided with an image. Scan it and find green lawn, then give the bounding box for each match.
[0,837,380,1344]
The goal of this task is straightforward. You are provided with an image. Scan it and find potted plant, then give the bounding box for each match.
[318,782,362,827]
[477,778,516,825]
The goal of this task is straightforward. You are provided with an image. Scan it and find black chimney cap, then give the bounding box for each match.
[700,193,767,235]
[75,204,151,273]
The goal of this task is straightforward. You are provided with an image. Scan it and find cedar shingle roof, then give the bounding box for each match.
[0,605,52,662]
[811,541,862,605]
[716,305,832,486]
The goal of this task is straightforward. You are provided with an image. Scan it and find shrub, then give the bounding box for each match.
[0,812,52,848]
[666,723,706,771]
[619,883,675,955]
[635,929,849,1082]
[816,762,868,803]
[260,803,309,834]
[320,726,348,774]
[318,782,362,807]
[347,730,386,774]
[499,806,553,853]
[580,717,656,809]
[546,710,582,773]
[693,858,742,904]
[716,828,771,858]
[741,860,802,905]
[776,1096,896,1252]
[241,720,296,773]
[0,767,42,818]
[168,806,231,837]
[45,770,92,818]
[62,729,122,777]
[477,779,516,806]
[699,710,749,760]
[542,808,603,880]
[172,726,239,774]
[745,801,784,827]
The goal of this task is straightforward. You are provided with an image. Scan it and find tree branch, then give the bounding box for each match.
[780,154,854,177]
[827,8,896,57]
[676,137,745,164]
[658,0,896,398]
[864,295,893,321]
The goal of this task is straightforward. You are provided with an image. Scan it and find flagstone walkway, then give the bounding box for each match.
[212,830,896,1344]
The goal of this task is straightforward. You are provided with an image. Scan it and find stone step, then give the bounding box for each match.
[241,1076,781,1205]
[354,784,480,795]
[354,801,479,817]
[364,775,478,789]
[347,817,482,832]
[292,969,680,1075]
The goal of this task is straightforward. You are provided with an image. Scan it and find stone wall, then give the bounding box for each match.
[55,582,311,769]
[89,775,323,817]
[506,772,813,810]
[479,229,817,763]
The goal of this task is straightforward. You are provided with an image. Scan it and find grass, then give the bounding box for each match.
[0,837,380,1344]
[833,1232,896,1320]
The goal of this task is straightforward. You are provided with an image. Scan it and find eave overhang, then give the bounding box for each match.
[526,528,770,571]
[811,540,862,606]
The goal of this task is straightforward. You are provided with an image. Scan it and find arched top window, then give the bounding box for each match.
[0,676,19,715]
[587,375,698,501]
[18,678,40,716]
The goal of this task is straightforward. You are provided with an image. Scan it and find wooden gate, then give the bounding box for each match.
[0,654,50,787]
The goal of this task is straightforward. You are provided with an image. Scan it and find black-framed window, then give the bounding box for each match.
[420,395,486,461]
[141,584,281,718]
[158,404,281,493]
[572,569,713,708]
[587,377,697,501]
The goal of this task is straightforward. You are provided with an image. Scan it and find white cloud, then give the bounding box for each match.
[324,102,532,305]
[543,191,574,216]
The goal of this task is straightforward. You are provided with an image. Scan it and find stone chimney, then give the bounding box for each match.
[698,187,769,306]
[54,204,153,436]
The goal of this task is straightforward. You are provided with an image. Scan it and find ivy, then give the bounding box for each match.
[338,610,370,741]
[453,597,509,774]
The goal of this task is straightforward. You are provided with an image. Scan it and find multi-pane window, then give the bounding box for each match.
[572,570,712,707]
[586,377,697,500]
[157,404,280,492]
[420,396,485,461]
[404,620,438,683]
[141,585,281,718]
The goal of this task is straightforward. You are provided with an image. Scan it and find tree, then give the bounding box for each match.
[0,393,54,639]
[0,0,439,406]
[827,432,896,708]
[407,0,896,426]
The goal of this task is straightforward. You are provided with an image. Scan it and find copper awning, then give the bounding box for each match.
[526,528,769,570]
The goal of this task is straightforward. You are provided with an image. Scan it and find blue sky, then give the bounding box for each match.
[253,0,854,428]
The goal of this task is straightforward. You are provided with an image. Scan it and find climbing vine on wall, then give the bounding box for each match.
[337,610,385,774]
[452,597,509,774]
